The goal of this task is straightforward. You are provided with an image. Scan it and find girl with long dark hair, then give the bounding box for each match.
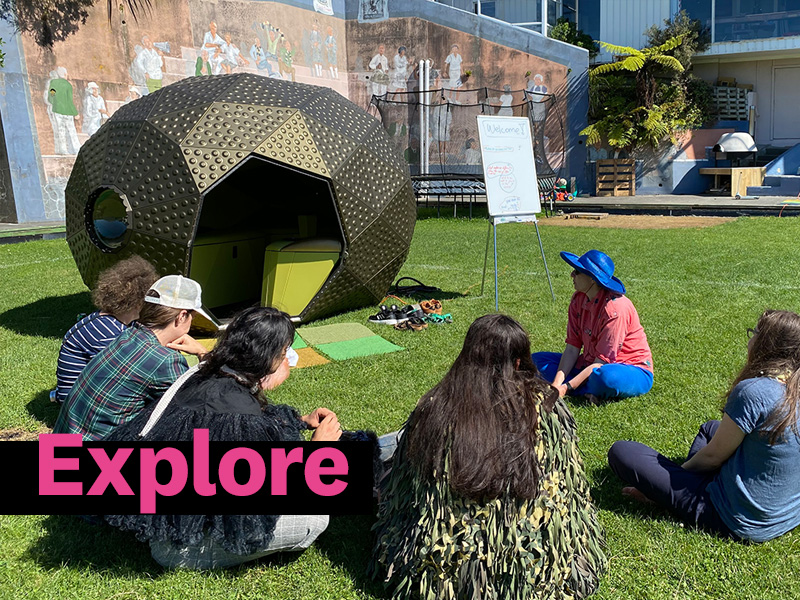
[609,309,800,541]
[370,314,607,599]
[104,306,342,569]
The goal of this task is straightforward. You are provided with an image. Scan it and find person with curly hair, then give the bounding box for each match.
[54,256,159,403]
[370,314,607,599]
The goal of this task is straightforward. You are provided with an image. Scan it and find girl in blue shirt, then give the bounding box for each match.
[609,309,800,541]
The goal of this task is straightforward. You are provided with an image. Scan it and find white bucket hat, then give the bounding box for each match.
[144,275,217,324]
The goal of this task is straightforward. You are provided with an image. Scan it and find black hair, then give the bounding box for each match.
[198,306,294,391]
[404,314,556,500]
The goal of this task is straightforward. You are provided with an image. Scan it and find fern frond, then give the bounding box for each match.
[620,56,645,71]
[648,34,684,54]
[651,55,684,72]
[599,41,643,57]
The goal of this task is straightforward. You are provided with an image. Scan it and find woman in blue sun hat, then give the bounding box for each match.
[532,249,653,403]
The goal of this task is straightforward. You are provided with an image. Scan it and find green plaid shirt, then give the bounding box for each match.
[53,323,188,440]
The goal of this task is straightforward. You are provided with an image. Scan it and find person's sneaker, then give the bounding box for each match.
[399,304,425,320]
[368,305,407,325]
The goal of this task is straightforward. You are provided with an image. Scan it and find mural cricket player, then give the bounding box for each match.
[65,73,417,325]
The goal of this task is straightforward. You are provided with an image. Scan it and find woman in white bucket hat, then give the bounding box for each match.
[54,275,210,440]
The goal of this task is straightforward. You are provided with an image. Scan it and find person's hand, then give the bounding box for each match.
[554,383,568,398]
[167,334,207,357]
[312,414,342,442]
[302,407,336,428]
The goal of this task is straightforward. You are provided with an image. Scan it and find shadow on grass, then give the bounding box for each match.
[315,512,389,598]
[27,388,61,428]
[416,205,490,221]
[0,292,92,339]
[588,462,686,524]
[25,515,312,577]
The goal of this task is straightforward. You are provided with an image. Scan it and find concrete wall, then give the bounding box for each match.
[0,0,587,222]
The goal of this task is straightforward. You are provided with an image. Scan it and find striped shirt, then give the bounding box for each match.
[53,323,189,440]
[55,312,126,402]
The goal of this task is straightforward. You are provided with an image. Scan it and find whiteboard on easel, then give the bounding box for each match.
[476,116,541,219]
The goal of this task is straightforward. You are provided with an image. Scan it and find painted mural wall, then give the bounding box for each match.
[2,0,582,222]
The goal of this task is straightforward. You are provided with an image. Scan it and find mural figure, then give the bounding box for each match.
[369,44,390,97]
[44,69,59,146]
[497,83,513,116]
[220,32,249,74]
[195,49,212,76]
[391,45,412,93]
[525,73,548,122]
[278,38,296,81]
[135,35,165,94]
[309,20,324,78]
[444,44,463,90]
[122,86,141,105]
[250,37,277,76]
[429,70,452,156]
[325,26,338,79]
[203,21,226,74]
[82,82,108,137]
[47,66,81,155]
[464,137,481,164]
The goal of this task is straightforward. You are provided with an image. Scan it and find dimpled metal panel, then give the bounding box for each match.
[332,180,379,242]
[346,215,406,282]
[303,89,376,143]
[186,103,291,153]
[132,196,200,243]
[108,91,160,123]
[216,75,321,109]
[333,146,407,211]
[256,113,328,177]
[101,120,144,184]
[149,104,213,145]
[66,73,416,322]
[81,126,112,190]
[381,181,417,243]
[120,124,198,205]
[365,253,408,300]
[65,156,88,239]
[303,114,359,176]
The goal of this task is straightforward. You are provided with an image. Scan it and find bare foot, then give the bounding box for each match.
[622,486,656,505]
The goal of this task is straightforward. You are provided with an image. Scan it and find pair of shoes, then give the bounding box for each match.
[420,299,442,315]
[423,313,453,324]
[368,304,424,325]
[394,317,428,331]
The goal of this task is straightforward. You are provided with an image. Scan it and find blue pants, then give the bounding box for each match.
[607,420,738,539]
[532,352,653,400]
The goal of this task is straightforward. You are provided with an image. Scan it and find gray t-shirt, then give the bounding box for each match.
[709,377,800,542]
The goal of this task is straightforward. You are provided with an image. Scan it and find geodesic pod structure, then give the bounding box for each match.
[65,74,416,323]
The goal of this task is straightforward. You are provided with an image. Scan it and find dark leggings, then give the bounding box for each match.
[608,420,739,539]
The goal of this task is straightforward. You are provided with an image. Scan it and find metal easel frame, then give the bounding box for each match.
[480,214,555,310]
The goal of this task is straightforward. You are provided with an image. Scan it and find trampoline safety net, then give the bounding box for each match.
[372,86,562,198]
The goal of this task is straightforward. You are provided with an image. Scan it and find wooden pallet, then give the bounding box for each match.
[596,159,635,196]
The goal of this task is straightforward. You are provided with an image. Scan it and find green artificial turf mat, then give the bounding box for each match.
[292,332,308,349]
[314,335,403,360]
[297,322,375,346]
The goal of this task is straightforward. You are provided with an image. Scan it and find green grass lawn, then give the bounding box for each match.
[2,214,800,598]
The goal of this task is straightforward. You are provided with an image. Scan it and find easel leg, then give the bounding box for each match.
[534,221,555,301]
[493,220,499,311]
[480,220,491,296]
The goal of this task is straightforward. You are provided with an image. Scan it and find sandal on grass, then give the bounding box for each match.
[420,299,443,315]
[394,317,428,331]
[424,313,453,324]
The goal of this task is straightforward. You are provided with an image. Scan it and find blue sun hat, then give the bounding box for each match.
[560,249,626,294]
